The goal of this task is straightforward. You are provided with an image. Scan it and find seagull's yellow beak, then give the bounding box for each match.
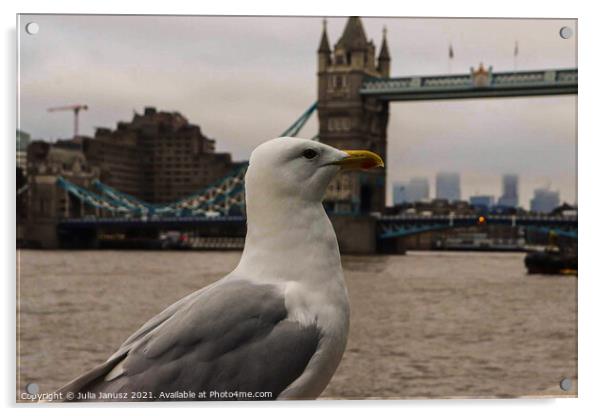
[332,150,385,170]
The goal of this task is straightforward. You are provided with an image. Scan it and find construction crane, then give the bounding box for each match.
[47,104,89,139]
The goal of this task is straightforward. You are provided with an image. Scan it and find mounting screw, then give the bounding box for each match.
[25,383,39,395]
[559,377,572,391]
[25,22,39,35]
[559,26,573,40]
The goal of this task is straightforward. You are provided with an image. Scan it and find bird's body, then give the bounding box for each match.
[55,137,383,401]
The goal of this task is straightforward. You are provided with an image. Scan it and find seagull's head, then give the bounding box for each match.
[245,137,384,203]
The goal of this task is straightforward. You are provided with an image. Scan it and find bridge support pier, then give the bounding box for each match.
[377,236,407,255]
[330,215,378,255]
[330,215,376,254]
[24,219,60,249]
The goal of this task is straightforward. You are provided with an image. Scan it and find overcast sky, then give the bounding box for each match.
[18,15,577,206]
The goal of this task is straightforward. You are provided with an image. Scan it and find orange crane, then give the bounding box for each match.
[47,104,89,139]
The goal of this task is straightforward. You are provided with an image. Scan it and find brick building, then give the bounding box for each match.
[83,107,236,203]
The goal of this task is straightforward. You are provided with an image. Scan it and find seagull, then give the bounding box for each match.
[56,137,384,401]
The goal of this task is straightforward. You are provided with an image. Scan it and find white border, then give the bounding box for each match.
[3,1,600,415]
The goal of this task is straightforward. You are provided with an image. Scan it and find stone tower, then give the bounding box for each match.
[317,17,390,214]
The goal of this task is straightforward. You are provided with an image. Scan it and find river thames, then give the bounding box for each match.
[16,250,577,400]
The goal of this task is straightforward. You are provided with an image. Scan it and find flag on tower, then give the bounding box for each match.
[449,43,454,59]
[514,41,519,57]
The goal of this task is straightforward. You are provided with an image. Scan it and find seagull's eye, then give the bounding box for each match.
[302,149,319,159]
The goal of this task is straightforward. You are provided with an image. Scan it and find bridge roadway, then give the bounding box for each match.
[59,215,247,229]
[59,213,577,237]
[378,213,577,239]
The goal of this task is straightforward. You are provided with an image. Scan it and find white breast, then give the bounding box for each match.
[278,276,350,399]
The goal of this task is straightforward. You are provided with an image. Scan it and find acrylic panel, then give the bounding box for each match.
[16,14,577,402]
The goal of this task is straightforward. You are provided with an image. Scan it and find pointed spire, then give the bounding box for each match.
[318,18,331,53]
[378,26,390,61]
[336,16,368,50]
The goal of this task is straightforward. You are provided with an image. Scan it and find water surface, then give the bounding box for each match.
[17,250,577,400]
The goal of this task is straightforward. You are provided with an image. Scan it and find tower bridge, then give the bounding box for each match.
[24,17,578,252]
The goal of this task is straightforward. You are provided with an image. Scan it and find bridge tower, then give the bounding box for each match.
[317,17,390,213]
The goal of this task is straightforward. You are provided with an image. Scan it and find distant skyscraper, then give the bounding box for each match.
[530,188,560,213]
[498,174,519,208]
[393,177,430,205]
[409,177,430,202]
[393,183,408,205]
[469,195,495,208]
[436,172,461,201]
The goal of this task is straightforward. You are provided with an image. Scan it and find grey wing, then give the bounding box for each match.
[109,283,211,361]
[57,279,321,401]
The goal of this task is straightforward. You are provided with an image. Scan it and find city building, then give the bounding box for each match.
[22,108,240,247]
[393,177,430,205]
[469,195,495,208]
[530,188,560,214]
[392,184,407,206]
[551,203,577,217]
[498,174,519,208]
[435,172,461,201]
[17,129,31,173]
[384,198,473,217]
[80,107,236,203]
[17,130,32,237]
[24,141,100,247]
